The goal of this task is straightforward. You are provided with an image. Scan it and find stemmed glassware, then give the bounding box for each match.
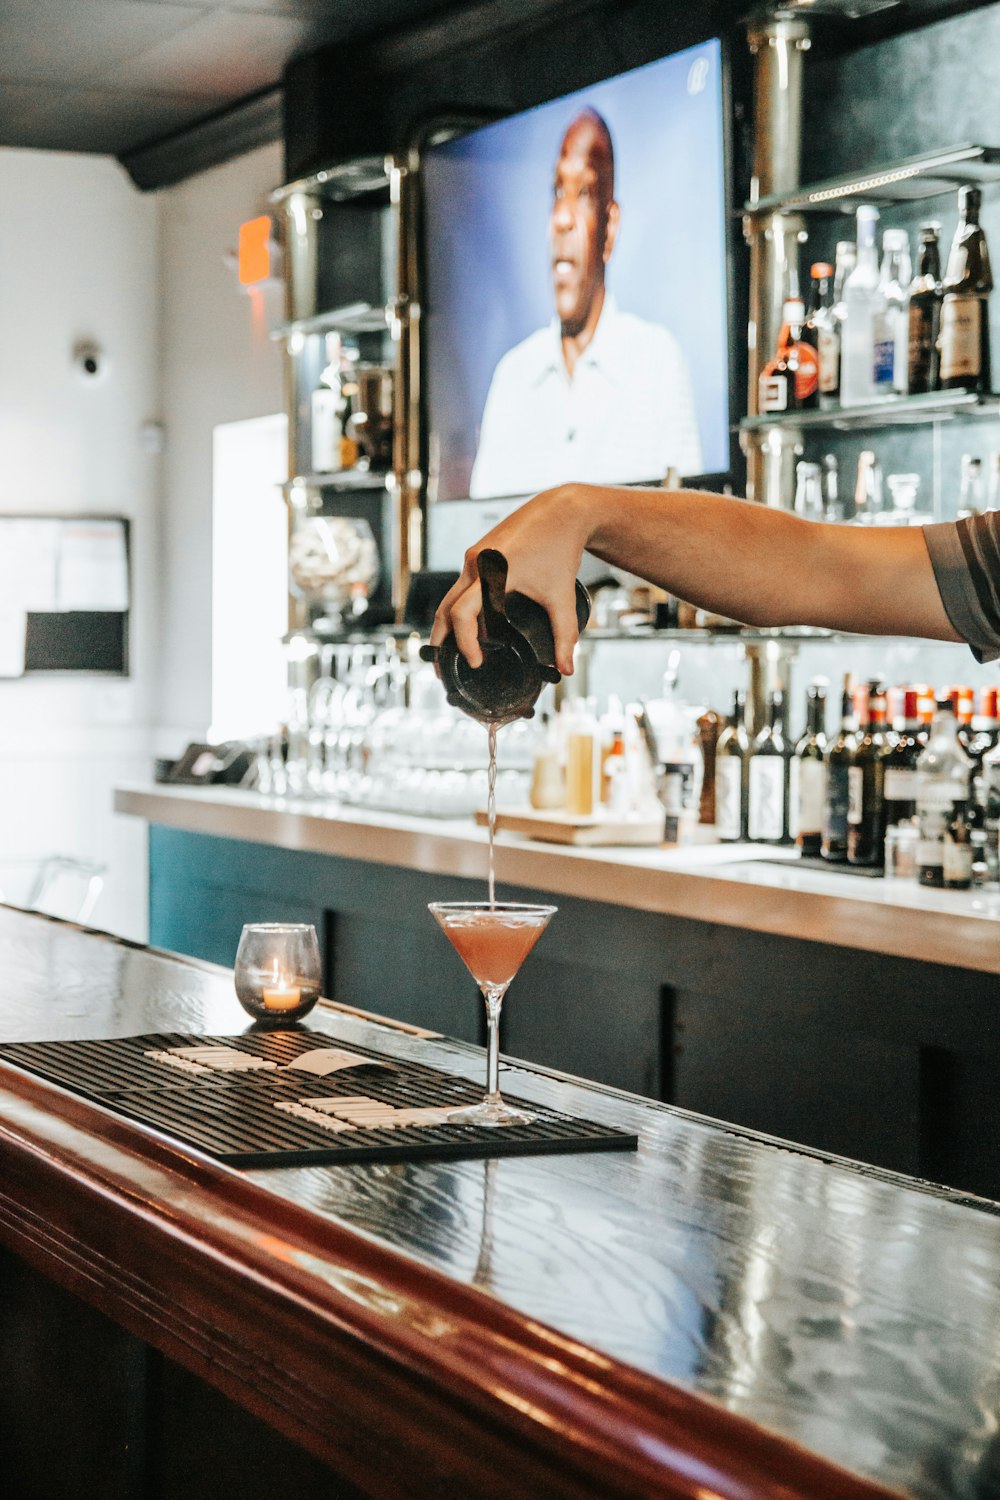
[429,901,555,1126]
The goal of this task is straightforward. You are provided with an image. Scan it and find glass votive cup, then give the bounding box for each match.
[234,922,321,1024]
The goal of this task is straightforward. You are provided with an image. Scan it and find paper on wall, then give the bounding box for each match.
[0,519,59,611]
[0,609,27,677]
[56,519,128,611]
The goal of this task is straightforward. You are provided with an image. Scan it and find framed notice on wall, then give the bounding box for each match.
[0,516,130,678]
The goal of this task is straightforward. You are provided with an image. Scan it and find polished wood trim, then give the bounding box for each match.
[0,1057,902,1500]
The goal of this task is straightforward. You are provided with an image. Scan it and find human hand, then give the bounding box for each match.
[429,485,593,675]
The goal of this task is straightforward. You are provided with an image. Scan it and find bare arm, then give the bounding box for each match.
[430,482,962,674]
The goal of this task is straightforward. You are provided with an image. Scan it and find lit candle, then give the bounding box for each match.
[261,980,301,1011]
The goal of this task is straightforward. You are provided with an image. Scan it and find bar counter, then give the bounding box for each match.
[2,904,1000,1500]
[115,783,1000,974]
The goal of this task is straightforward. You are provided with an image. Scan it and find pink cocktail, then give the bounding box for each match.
[429,901,555,1126]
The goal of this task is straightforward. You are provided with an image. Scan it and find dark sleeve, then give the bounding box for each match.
[923,514,1000,663]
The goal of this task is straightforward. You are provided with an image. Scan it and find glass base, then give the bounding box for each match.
[448,1097,534,1128]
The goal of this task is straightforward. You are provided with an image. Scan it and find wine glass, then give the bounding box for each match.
[429,901,555,1126]
[234,922,322,1025]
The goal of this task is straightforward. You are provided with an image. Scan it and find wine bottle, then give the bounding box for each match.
[847,681,889,867]
[940,185,993,394]
[915,697,974,888]
[748,689,792,845]
[821,673,857,862]
[907,221,943,395]
[791,680,827,857]
[882,687,922,826]
[714,690,748,842]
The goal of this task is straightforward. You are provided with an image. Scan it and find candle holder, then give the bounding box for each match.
[234,923,322,1025]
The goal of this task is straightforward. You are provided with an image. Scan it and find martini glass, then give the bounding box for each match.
[429,901,556,1126]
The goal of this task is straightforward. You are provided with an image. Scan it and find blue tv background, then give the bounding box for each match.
[423,37,730,503]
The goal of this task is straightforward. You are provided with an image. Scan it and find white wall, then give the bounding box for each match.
[0,149,159,939]
[0,140,286,942]
[156,140,285,753]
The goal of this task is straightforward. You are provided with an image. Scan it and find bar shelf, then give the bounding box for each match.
[740,389,1000,434]
[745,142,1000,218]
[283,470,392,495]
[270,157,390,205]
[271,301,390,341]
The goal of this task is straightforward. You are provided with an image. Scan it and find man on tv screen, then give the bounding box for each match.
[468,107,703,500]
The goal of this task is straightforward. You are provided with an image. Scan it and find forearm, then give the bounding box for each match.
[575,484,962,641]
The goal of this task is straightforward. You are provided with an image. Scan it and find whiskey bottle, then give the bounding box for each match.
[940,186,993,394]
[714,690,748,842]
[847,681,889,867]
[791,680,827,856]
[758,299,818,413]
[907,221,943,394]
[748,690,792,845]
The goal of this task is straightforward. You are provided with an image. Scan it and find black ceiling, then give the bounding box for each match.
[0,0,994,191]
[0,0,484,186]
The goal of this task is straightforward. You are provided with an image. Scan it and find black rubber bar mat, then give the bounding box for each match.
[0,1030,638,1168]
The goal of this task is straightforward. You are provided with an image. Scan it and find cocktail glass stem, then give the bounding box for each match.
[482,984,508,1107]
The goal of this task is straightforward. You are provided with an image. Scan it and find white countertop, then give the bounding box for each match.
[115,783,1000,975]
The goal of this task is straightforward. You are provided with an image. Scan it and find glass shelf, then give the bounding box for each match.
[271,302,390,341]
[745,143,1000,218]
[282,623,942,650]
[270,157,390,205]
[283,470,392,495]
[740,389,1000,434]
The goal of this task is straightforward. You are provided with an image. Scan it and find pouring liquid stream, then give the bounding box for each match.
[487,724,498,907]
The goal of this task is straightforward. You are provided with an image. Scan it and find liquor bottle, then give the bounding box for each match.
[988,451,1000,510]
[958,454,984,515]
[940,185,993,393]
[748,689,792,844]
[805,262,835,406]
[758,299,818,413]
[854,449,884,525]
[697,705,723,825]
[823,240,855,407]
[978,735,1000,885]
[822,453,844,521]
[907,221,943,394]
[873,228,911,396]
[821,673,857,862]
[791,679,827,857]
[841,205,886,406]
[311,333,345,475]
[969,687,1000,760]
[847,681,889,867]
[915,697,974,888]
[882,687,923,826]
[715,689,749,842]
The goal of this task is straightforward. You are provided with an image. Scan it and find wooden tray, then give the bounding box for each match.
[475,807,664,847]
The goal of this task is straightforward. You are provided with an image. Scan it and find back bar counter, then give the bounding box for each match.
[3,903,1000,1500]
[117,783,1000,1199]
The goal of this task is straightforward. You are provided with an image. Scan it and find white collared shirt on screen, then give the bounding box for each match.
[468,296,704,500]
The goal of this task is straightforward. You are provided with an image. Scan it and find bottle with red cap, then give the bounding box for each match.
[966,686,1000,763]
[883,686,924,827]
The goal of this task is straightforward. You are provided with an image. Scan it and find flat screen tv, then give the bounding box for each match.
[421,37,731,509]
